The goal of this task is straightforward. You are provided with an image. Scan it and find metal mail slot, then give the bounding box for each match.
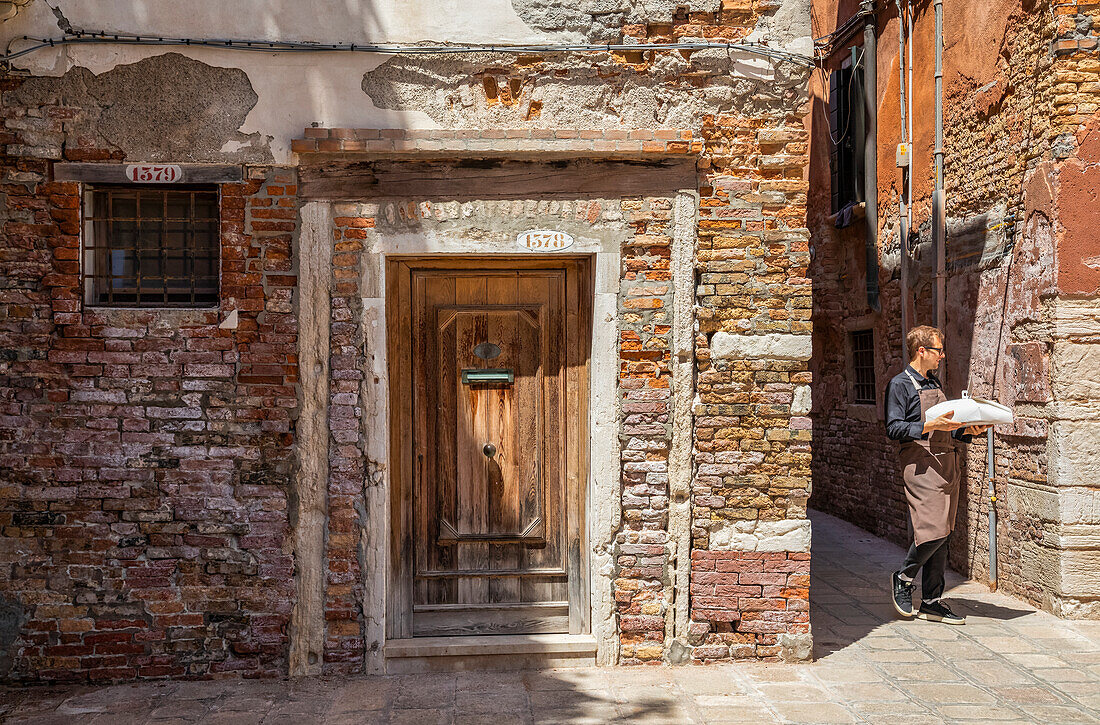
[461,368,514,385]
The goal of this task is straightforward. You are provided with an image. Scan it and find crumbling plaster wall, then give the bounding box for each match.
[361,50,807,130]
[808,0,1100,618]
[8,53,271,163]
[3,0,811,162]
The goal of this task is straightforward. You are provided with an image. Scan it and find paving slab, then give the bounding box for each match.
[4,510,1099,725]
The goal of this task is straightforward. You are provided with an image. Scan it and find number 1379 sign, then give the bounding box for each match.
[125,164,182,183]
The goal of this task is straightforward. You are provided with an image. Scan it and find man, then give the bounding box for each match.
[884,325,989,625]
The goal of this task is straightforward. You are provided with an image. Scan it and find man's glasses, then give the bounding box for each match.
[922,346,943,353]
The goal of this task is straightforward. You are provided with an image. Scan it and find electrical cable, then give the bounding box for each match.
[812,5,874,58]
[0,30,816,69]
[810,1,876,150]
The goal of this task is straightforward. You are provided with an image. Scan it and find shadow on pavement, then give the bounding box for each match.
[950,598,1034,621]
[1,666,693,724]
[808,509,1042,662]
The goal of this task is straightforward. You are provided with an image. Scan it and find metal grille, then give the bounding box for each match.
[851,329,876,404]
[83,185,219,307]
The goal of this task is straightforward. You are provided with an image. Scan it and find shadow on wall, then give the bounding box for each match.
[804,0,1059,594]
[805,0,915,547]
[940,29,1054,582]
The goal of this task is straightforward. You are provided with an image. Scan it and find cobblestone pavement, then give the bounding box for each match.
[4,510,1099,724]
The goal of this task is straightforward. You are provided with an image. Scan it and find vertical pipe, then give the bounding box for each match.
[862,0,880,312]
[897,0,910,360]
[933,0,946,336]
[907,1,913,245]
[987,427,997,590]
[897,0,906,143]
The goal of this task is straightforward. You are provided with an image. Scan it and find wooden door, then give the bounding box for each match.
[388,259,590,639]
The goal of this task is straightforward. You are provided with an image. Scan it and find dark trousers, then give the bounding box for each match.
[898,535,950,603]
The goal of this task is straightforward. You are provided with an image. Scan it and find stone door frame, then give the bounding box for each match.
[291,200,624,673]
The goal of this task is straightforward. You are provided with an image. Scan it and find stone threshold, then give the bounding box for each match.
[384,634,598,674]
[386,633,597,658]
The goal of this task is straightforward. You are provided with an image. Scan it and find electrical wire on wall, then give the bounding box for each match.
[809,3,875,157]
[1,29,817,72]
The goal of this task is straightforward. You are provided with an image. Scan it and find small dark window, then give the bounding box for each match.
[83,185,219,307]
[851,329,876,404]
[828,48,866,214]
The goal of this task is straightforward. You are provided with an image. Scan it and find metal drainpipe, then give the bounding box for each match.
[897,0,909,357]
[907,0,913,265]
[932,0,946,338]
[987,427,997,590]
[862,0,880,312]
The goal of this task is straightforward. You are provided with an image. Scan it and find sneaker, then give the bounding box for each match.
[891,571,914,617]
[917,600,965,625]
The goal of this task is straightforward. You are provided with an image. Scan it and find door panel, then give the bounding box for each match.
[436,307,543,543]
[393,261,587,638]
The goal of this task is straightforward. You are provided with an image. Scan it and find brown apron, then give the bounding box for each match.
[899,370,962,546]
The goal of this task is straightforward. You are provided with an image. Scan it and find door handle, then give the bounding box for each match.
[483,443,496,458]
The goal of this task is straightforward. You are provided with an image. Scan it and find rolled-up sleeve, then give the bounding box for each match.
[884,377,924,441]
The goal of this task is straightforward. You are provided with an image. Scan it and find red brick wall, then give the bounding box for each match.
[321,212,372,674]
[0,91,299,680]
[616,195,675,664]
[688,110,813,659]
[689,551,809,661]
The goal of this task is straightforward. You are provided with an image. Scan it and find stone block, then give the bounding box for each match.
[1003,342,1052,404]
[791,385,811,415]
[1049,420,1100,488]
[1057,546,1100,598]
[1052,342,1100,401]
[707,518,811,552]
[710,332,812,360]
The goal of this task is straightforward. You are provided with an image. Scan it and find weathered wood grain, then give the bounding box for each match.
[300,159,695,200]
[390,258,591,639]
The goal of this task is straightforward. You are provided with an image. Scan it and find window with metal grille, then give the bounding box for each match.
[850,329,876,404]
[83,185,219,307]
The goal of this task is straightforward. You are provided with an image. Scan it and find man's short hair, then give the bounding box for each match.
[907,325,943,361]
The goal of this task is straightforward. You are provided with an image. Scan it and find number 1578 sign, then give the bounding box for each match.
[125,164,182,183]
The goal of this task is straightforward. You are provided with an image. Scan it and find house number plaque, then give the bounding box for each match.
[125,164,183,183]
[517,229,574,252]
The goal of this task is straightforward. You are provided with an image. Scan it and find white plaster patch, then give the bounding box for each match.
[16,0,553,49]
[707,518,810,553]
[219,139,254,154]
[710,332,812,361]
[743,0,813,57]
[792,385,811,415]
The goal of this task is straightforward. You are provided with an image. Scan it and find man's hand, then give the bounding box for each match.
[923,410,965,434]
[964,424,992,436]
